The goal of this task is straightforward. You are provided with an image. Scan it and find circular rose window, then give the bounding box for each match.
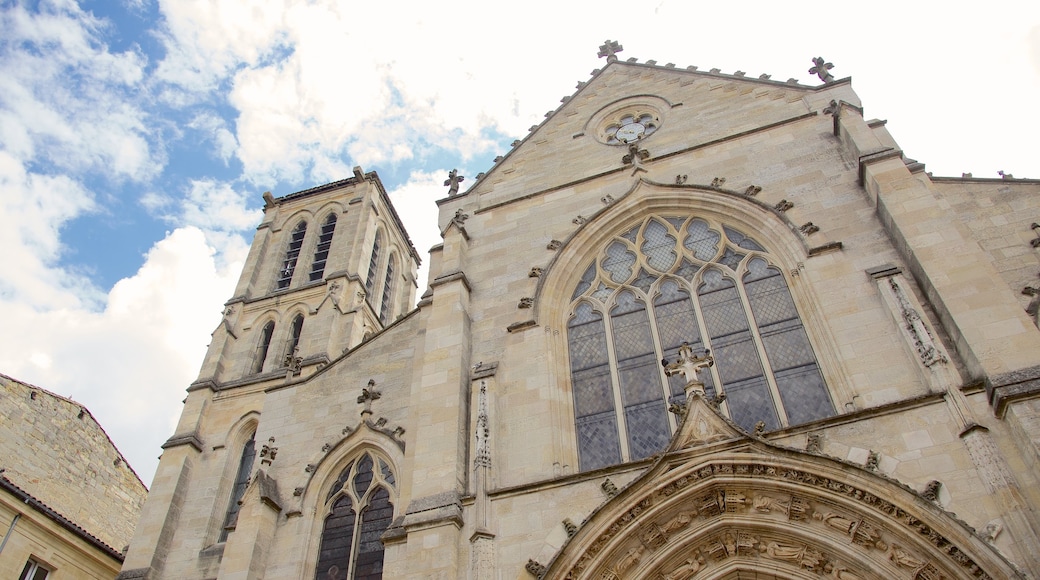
[605,113,659,144]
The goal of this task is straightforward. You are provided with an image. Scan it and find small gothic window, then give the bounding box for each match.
[277,221,308,289]
[252,322,275,374]
[567,215,833,471]
[365,232,382,299]
[310,214,338,282]
[316,452,396,580]
[285,315,304,363]
[379,255,396,325]
[219,432,256,542]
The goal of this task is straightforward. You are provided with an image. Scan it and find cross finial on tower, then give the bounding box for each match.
[357,379,381,416]
[809,56,835,83]
[598,40,623,63]
[444,169,465,196]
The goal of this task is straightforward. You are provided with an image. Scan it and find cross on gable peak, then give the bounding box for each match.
[598,40,623,63]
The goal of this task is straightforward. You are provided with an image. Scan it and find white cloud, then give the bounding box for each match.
[0,226,244,484]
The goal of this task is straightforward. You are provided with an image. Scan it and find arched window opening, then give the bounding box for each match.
[283,314,305,365]
[219,431,256,542]
[310,214,338,282]
[567,215,833,471]
[252,322,275,374]
[379,255,396,325]
[365,232,382,300]
[277,221,308,289]
[316,452,396,580]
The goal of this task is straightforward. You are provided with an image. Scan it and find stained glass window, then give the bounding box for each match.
[252,322,275,374]
[365,232,382,299]
[284,315,304,363]
[567,215,833,471]
[316,452,396,580]
[379,255,396,325]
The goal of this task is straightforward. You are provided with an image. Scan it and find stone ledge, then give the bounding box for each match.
[115,569,150,580]
[429,270,472,293]
[160,432,203,453]
[506,320,538,333]
[989,366,1040,417]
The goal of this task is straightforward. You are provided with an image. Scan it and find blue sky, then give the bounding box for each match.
[2,0,1038,486]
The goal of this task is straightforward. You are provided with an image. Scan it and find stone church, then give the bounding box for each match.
[120,43,1040,579]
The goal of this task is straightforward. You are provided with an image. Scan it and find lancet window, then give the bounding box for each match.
[315,452,397,580]
[276,221,308,289]
[219,431,256,541]
[252,322,275,374]
[365,232,382,299]
[379,255,396,325]
[285,315,304,362]
[309,213,338,282]
[567,215,833,471]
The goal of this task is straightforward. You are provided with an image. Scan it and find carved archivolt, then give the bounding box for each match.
[545,447,1022,580]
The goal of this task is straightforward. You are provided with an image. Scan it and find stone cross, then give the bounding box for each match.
[662,342,714,395]
[598,40,624,63]
[809,57,834,83]
[444,169,465,196]
[357,379,381,415]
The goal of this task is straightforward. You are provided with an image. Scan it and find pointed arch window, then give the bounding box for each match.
[252,322,276,374]
[379,255,396,325]
[219,431,256,542]
[277,221,308,289]
[315,452,397,580]
[283,314,305,365]
[567,215,834,471]
[365,232,382,299]
[310,214,338,282]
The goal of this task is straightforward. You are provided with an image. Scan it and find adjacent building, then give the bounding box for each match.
[0,374,147,579]
[121,45,1040,579]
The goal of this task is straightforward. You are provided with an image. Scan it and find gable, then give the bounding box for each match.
[454,62,848,213]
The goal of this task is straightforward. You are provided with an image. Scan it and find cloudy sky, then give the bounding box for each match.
[2,0,1038,486]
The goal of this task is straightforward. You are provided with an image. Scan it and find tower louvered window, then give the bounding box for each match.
[315,452,396,580]
[379,255,395,325]
[285,315,304,362]
[310,214,337,282]
[277,221,308,289]
[219,432,256,541]
[252,322,275,374]
[567,215,833,471]
[365,232,382,300]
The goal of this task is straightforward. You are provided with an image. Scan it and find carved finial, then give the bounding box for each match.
[357,379,381,415]
[754,421,766,436]
[474,381,491,469]
[572,215,587,226]
[452,208,469,228]
[799,222,819,235]
[283,347,303,375]
[675,174,688,185]
[622,142,650,173]
[744,185,762,197]
[260,437,278,466]
[518,297,534,309]
[1030,223,1040,248]
[998,170,1014,180]
[444,169,465,196]
[546,239,562,250]
[823,99,839,115]
[809,56,835,83]
[529,267,543,278]
[775,199,793,212]
[597,40,623,63]
[601,194,615,205]
[662,342,714,395]
[601,478,619,498]
[710,177,726,189]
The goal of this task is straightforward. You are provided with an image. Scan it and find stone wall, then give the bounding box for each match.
[0,374,147,551]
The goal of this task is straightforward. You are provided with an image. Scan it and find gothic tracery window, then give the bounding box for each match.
[284,314,304,363]
[365,232,382,299]
[277,221,308,289]
[310,213,338,282]
[568,215,833,471]
[316,452,396,580]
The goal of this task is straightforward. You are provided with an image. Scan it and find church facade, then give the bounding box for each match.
[121,44,1040,579]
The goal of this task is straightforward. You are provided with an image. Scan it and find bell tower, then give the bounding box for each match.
[193,167,420,388]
